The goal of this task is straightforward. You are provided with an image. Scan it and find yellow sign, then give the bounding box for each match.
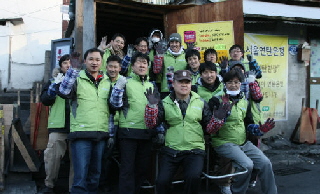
[177,21,235,62]
[244,33,288,121]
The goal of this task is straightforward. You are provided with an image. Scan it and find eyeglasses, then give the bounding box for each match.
[231,49,242,53]
[226,81,241,85]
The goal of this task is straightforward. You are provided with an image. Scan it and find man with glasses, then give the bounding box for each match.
[207,69,277,194]
[98,33,126,72]
[120,37,150,76]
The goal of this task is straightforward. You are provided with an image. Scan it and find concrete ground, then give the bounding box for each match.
[1,140,320,194]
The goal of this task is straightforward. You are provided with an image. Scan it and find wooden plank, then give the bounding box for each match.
[11,119,40,172]
[164,0,244,46]
[29,103,49,150]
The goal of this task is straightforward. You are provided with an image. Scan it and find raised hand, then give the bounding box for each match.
[98,36,108,51]
[54,73,65,84]
[155,38,167,56]
[144,87,160,105]
[127,44,134,57]
[219,56,229,69]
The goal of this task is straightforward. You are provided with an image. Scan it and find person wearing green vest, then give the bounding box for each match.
[98,33,126,72]
[221,44,262,80]
[207,69,277,194]
[191,61,224,102]
[109,52,156,194]
[148,29,164,84]
[40,54,74,193]
[229,62,265,188]
[185,48,201,85]
[99,55,124,192]
[153,33,187,98]
[144,70,222,194]
[120,37,149,77]
[58,48,111,193]
[204,48,222,74]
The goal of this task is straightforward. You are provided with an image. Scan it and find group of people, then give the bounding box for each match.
[39,28,277,194]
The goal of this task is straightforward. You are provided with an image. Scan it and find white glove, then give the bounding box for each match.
[54,73,65,84]
[127,44,134,57]
[246,70,256,83]
[115,76,127,89]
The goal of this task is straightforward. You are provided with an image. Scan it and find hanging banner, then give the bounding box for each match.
[244,33,288,121]
[177,21,235,62]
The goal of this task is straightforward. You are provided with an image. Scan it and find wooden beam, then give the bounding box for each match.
[0,105,4,190]
[98,7,163,20]
[75,0,84,55]
[11,119,40,172]
[96,0,166,14]
[83,0,97,52]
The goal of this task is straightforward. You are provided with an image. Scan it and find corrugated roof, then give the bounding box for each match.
[244,0,320,22]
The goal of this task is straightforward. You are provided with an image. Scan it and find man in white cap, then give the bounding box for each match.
[153,33,187,99]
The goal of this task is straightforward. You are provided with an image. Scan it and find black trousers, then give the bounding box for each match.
[118,138,152,194]
[156,151,205,194]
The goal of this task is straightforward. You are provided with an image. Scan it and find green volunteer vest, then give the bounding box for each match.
[101,49,112,72]
[191,73,200,85]
[211,96,248,147]
[47,93,66,129]
[161,51,187,92]
[250,99,262,124]
[70,70,111,133]
[119,73,154,129]
[197,82,224,102]
[163,92,205,151]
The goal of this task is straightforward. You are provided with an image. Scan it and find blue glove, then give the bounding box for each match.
[47,83,56,97]
[247,124,264,136]
[249,60,262,79]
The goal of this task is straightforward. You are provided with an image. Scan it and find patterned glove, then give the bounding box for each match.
[153,55,163,74]
[248,59,262,79]
[59,68,79,95]
[114,76,127,90]
[47,83,57,97]
[247,124,264,136]
[259,118,275,132]
[144,87,160,106]
[155,38,167,56]
[166,72,174,92]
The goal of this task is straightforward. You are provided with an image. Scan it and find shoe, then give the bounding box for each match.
[219,185,232,194]
[249,180,257,188]
[38,186,54,194]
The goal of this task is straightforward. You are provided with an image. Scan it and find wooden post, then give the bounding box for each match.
[83,0,96,52]
[75,0,84,55]
[30,89,34,104]
[0,105,5,190]
[35,83,39,103]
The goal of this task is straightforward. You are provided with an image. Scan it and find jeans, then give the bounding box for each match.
[214,141,277,194]
[70,139,105,194]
